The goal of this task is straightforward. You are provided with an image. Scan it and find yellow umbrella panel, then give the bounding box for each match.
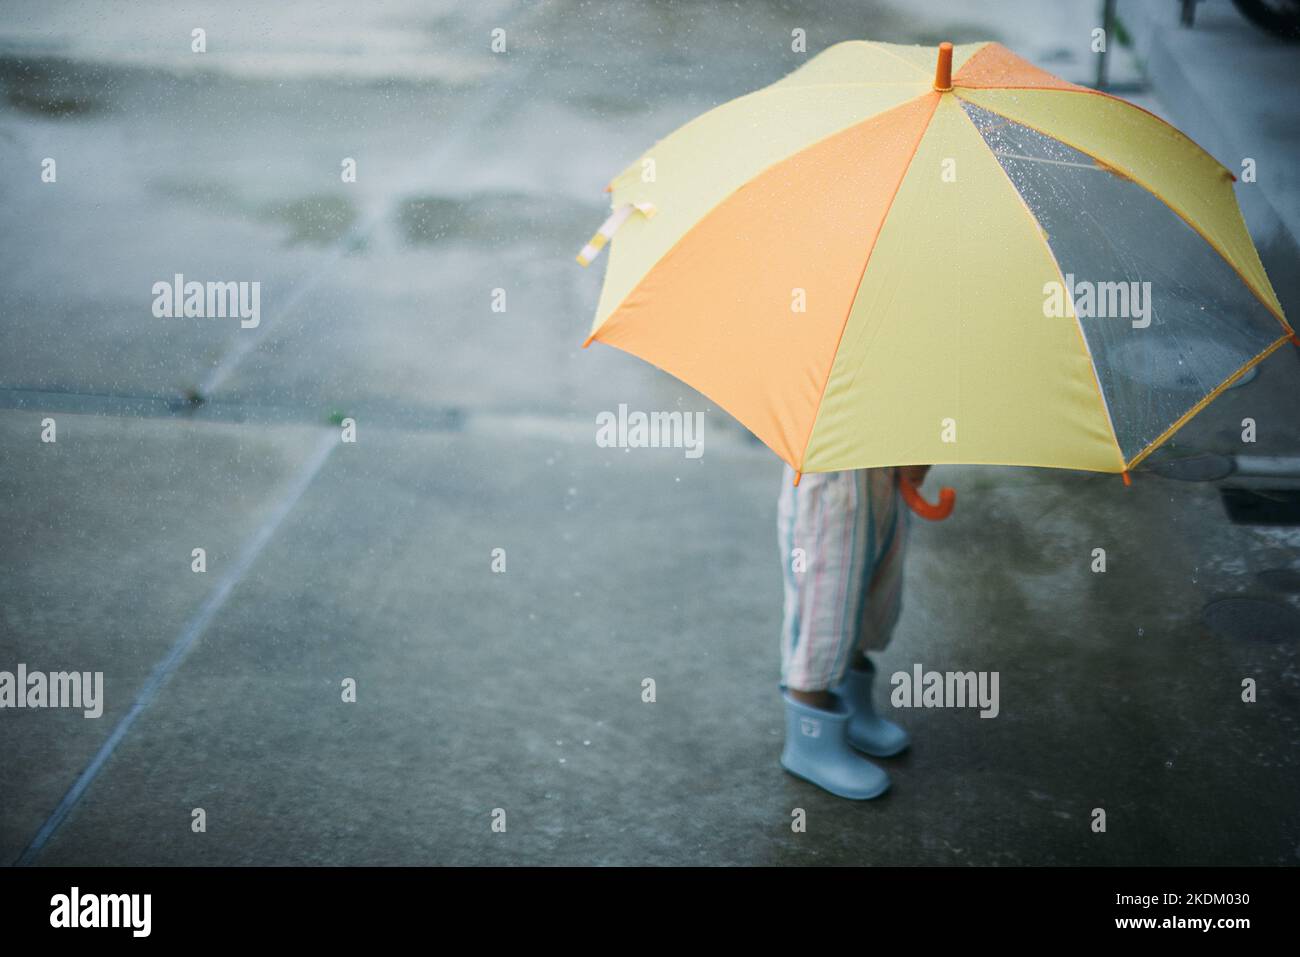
[579,40,1294,482]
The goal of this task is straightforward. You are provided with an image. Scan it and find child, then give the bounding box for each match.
[776,464,929,799]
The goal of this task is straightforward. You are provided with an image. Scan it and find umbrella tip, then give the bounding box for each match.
[934,41,953,91]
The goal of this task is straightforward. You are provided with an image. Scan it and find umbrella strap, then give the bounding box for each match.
[575,202,656,266]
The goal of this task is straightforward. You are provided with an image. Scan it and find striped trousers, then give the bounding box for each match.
[777,465,910,692]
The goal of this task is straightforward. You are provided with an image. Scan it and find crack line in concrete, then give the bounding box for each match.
[14,429,339,865]
[0,387,768,453]
[0,386,467,431]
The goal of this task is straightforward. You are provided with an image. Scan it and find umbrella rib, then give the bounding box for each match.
[958,103,1129,473]
[591,90,937,343]
[991,150,1109,171]
[958,82,1235,178]
[603,81,927,194]
[952,40,1227,169]
[970,101,1292,475]
[1125,334,1292,471]
[863,40,932,79]
[794,92,943,474]
[953,90,1293,337]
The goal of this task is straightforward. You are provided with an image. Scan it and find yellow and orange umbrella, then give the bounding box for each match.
[577,40,1294,516]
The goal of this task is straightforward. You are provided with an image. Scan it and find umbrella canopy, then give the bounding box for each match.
[578,40,1294,481]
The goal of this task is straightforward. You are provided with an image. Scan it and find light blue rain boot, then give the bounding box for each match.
[780,691,890,800]
[834,662,911,758]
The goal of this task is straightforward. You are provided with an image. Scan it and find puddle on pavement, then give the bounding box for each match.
[258,195,359,246]
[0,57,110,117]
[1221,488,1300,525]
[395,193,584,247]
[151,177,360,247]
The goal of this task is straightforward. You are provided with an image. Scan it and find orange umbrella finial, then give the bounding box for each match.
[934,41,953,91]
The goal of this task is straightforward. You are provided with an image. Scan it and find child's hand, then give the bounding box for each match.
[899,465,931,487]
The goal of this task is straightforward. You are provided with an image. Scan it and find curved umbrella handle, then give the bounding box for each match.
[898,472,956,521]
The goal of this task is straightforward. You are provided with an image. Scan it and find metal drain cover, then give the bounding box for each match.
[1258,568,1300,593]
[1150,453,1233,482]
[1220,488,1300,525]
[1203,599,1300,641]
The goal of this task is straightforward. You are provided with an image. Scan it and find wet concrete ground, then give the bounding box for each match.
[1,0,1297,865]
